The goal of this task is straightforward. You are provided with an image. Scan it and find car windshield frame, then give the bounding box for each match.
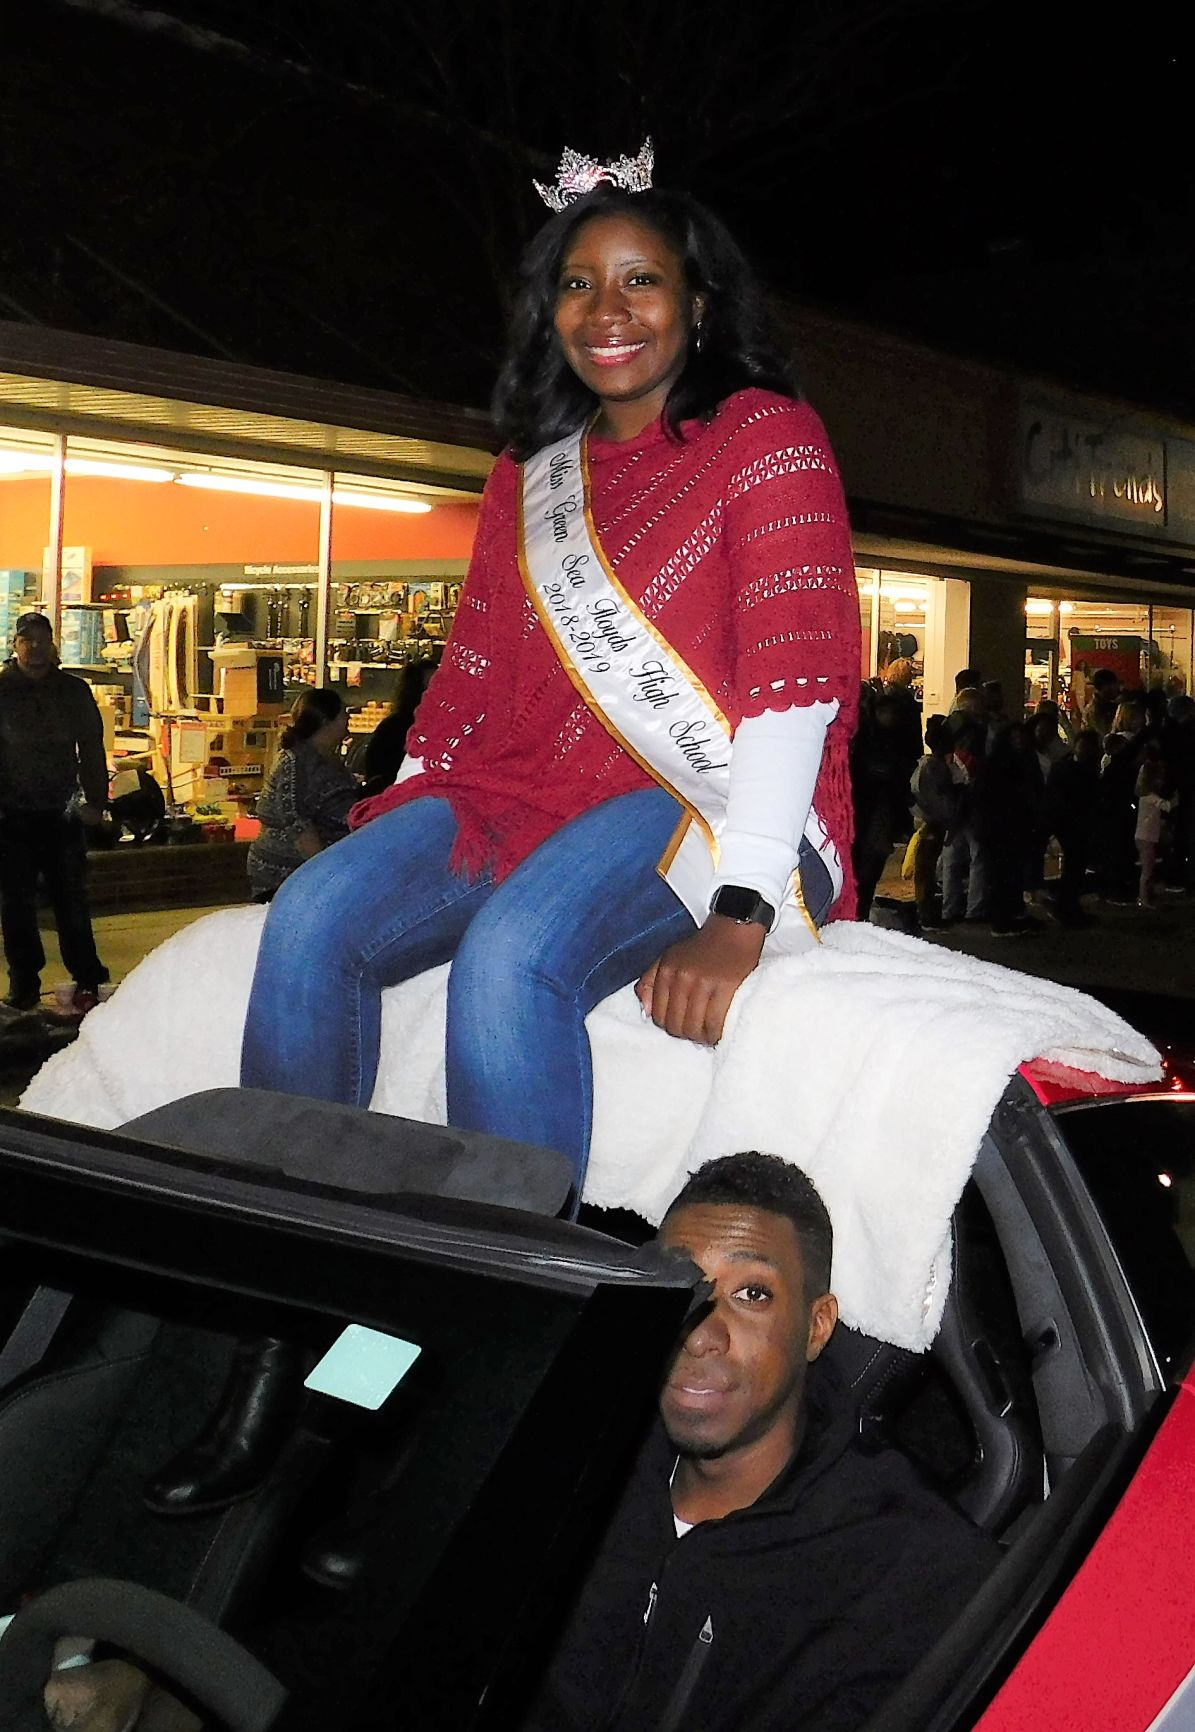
[1051,1090,1195,1384]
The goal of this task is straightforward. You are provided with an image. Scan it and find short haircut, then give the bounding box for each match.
[923,712,948,750]
[955,666,982,691]
[664,1151,833,1299]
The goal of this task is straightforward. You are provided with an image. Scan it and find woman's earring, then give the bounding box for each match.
[694,321,706,353]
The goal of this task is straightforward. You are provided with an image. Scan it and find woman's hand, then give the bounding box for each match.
[636,915,766,1046]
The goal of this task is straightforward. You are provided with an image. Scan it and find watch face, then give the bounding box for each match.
[713,886,773,925]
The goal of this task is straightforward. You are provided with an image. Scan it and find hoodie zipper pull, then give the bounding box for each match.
[643,1581,658,1626]
[655,1615,716,1732]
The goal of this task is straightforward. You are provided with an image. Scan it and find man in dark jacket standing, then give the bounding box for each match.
[525,1153,998,1732]
[0,612,109,1011]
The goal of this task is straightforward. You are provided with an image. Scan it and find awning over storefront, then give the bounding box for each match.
[0,321,496,497]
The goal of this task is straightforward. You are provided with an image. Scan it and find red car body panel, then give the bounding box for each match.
[976,1371,1195,1731]
[1017,1057,1161,1109]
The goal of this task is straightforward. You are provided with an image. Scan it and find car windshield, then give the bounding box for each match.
[1053,1095,1195,1376]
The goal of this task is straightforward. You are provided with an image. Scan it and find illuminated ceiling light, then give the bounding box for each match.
[1058,601,1075,615]
[331,490,431,515]
[177,474,322,503]
[176,474,433,512]
[1025,599,1055,616]
[1158,1172,1174,1187]
[65,459,175,483]
[0,451,54,474]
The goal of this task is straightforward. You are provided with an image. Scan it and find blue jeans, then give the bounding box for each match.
[241,787,695,1189]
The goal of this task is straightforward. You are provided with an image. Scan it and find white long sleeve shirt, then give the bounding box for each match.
[395,700,836,930]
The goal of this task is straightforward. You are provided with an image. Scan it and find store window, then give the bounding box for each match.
[857,568,970,721]
[0,427,58,642]
[857,566,878,679]
[0,424,486,837]
[858,570,931,694]
[327,475,476,767]
[1025,594,1195,720]
[1024,598,1059,710]
[60,436,324,820]
[1150,606,1193,700]
[877,575,929,700]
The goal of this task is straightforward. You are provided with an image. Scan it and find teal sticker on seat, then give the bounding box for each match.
[304,1325,421,1411]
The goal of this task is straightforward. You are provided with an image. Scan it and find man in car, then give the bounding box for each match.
[524,1151,999,1732]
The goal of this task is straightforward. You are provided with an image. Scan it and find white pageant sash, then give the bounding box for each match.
[517,426,838,945]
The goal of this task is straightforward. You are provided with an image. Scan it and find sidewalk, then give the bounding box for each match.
[873,851,1195,1000]
[0,905,217,1107]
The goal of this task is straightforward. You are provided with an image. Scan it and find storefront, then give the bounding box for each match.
[9,309,1195,868]
[1024,592,1194,717]
[856,567,971,715]
[791,312,1195,730]
[0,323,493,842]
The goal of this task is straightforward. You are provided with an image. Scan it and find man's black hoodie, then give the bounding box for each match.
[524,1364,999,1732]
[0,661,107,812]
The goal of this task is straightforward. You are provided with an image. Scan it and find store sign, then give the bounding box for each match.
[243,564,318,577]
[217,763,263,778]
[43,545,93,605]
[1067,635,1142,652]
[1017,401,1166,534]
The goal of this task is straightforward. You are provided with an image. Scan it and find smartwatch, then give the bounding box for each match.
[710,885,775,929]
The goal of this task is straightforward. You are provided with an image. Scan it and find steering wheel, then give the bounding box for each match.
[0,1577,286,1731]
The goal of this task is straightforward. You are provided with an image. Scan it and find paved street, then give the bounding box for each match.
[873,853,1195,1002]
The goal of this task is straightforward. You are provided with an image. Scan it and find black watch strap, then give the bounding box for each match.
[710,885,775,928]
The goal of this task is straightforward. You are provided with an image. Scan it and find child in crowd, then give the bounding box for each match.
[1135,755,1177,909]
[908,714,960,929]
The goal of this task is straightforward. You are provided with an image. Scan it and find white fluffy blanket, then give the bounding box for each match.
[20,908,1161,1351]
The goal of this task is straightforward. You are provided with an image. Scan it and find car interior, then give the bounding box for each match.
[858,1075,1190,1731]
[0,1074,1187,1730]
[0,1093,698,1730]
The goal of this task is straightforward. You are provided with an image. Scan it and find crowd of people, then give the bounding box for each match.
[852,660,1195,936]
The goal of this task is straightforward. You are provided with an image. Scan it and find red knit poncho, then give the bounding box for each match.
[351,388,861,916]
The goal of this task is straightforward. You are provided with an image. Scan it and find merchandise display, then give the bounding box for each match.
[327,579,458,706]
[0,427,479,886]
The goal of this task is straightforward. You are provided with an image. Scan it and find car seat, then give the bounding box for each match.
[822,1183,1045,1539]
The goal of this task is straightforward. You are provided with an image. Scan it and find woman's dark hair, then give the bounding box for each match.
[282,685,344,750]
[492,185,797,458]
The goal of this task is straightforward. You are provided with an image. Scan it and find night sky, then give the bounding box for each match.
[4,0,1193,419]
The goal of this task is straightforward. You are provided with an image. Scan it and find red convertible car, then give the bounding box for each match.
[0,1057,1188,1730]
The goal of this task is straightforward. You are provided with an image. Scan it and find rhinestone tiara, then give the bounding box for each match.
[533,139,655,213]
